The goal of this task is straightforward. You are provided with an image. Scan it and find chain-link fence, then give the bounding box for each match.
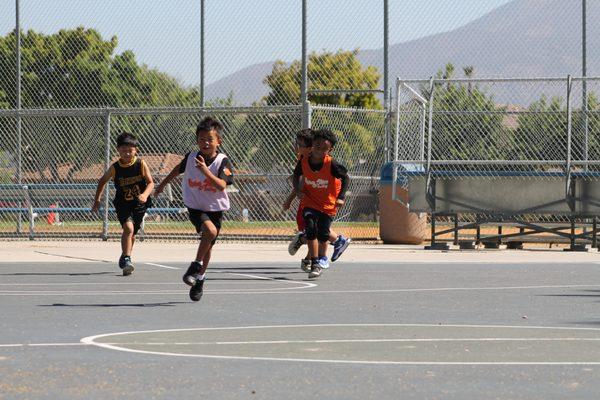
[0,104,384,240]
[394,76,600,245]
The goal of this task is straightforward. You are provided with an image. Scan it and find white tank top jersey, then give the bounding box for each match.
[182,152,231,211]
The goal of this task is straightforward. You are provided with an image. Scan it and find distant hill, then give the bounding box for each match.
[206,0,596,106]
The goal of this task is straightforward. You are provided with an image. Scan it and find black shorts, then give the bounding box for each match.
[188,208,224,244]
[114,200,148,235]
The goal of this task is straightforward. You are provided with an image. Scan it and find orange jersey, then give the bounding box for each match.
[300,155,341,216]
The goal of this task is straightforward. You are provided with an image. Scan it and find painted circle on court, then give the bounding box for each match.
[81,324,600,365]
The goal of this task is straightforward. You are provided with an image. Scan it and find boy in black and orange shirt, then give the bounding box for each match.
[92,132,154,275]
[292,129,349,278]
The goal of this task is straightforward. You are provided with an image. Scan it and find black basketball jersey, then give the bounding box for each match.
[112,158,148,205]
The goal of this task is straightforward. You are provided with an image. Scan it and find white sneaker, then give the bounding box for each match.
[318,256,330,269]
[288,232,304,255]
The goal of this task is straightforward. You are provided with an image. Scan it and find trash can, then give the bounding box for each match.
[379,162,427,244]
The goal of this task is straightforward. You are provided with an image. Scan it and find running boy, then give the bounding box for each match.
[292,129,349,278]
[155,117,233,302]
[283,129,351,272]
[92,132,154,276]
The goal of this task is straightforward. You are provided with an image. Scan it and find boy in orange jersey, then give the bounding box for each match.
[292,129,349,278]
[283,129,351,272]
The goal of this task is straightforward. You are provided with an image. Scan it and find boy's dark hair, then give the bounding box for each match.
[313,129,337,147]
[196,116,224,136]
[296,128,313,147]
[116,132,138,147]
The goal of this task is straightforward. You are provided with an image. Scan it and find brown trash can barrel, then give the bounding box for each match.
[379,163,427,244]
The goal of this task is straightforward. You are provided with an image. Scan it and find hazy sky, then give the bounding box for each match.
[0,0,514,86]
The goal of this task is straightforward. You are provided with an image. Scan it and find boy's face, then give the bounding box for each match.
[311,137,332,159]
[197,129,221,157]
[295,138,312,158]
[117,145,137,163]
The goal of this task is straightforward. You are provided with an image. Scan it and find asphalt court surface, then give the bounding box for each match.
[4,255,600,398]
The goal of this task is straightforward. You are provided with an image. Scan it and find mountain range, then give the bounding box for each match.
[205,0,597,106]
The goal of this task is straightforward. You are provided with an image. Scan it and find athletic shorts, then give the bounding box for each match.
[114,200,148,235]
[188,208,224,244]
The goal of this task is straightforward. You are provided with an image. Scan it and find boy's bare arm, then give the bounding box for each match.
[138,160,155,203]
[282,190,296,210]
[91,168,113,212]
[155,164,181,196]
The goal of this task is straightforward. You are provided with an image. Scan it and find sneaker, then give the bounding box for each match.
[182,262,202,286]
[300,258,311,273]
[122,256,134,276]
[318,256,330,269]
[331,235,352,262]
[308,260,322,279]
[288,232,304,256]
[189,278,204,302]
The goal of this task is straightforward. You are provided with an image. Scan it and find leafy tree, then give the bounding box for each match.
[0,27,204,181]
[426,64,506,162]
[257,49,384,173]
[262,49,382,109]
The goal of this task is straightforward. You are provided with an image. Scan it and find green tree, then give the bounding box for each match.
[420,64,507,163]
[0,27,203,181]
[262,49,382,108]
[256,49,384,173]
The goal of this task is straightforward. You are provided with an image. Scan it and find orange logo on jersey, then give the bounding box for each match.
[188,178,217,193]
[223,167,232,176]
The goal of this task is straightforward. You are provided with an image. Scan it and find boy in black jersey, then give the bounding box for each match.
[92,132,154,275]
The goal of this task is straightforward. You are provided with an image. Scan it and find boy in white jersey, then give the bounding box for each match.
[155,117,233,301]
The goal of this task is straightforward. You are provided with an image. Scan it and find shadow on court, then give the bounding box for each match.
[0,271,114,276]
[40,301,189,308]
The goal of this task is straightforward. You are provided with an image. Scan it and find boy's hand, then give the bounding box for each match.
[91,200,100,213]
[138,193,148,204]
[335,199,345,208]
[195,155,207,170]
[282,198,293,211]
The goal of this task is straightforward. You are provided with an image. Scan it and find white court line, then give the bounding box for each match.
[80,323,600,366]
[144,262,180,270]
[0,343,86,348]
[0,283,597,296]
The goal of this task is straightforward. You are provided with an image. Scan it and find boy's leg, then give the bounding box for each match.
[288,206,306,255]
[315,212,332,270]
[121,221,134,256]
[303,208,323,278]
[120,220,135,275]
[196,220,218,274]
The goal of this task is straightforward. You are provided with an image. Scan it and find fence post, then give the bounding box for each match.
[301,0,309,129]
[582,0,588,169]
[200,0,205,107]
[15,0,23,234]
[566,75,572,178]
[425,77,436,175]
[102,109,111,241]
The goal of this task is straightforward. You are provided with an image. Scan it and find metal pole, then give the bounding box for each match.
[426,77,435,174]
[566,75,573,176]
[582,0,588,168]
[200,0,205,107]
[102,110,111,241]
[383,0,390,162]
[15,0,22,233]
[301,0,309,128]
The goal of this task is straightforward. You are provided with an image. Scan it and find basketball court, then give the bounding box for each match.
[2,242,600,398]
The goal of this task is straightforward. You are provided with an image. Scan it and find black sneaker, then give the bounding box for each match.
[189,278,204,302]
[308,260,322,279]
[122,256,134,276]
[182,262,201,286]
